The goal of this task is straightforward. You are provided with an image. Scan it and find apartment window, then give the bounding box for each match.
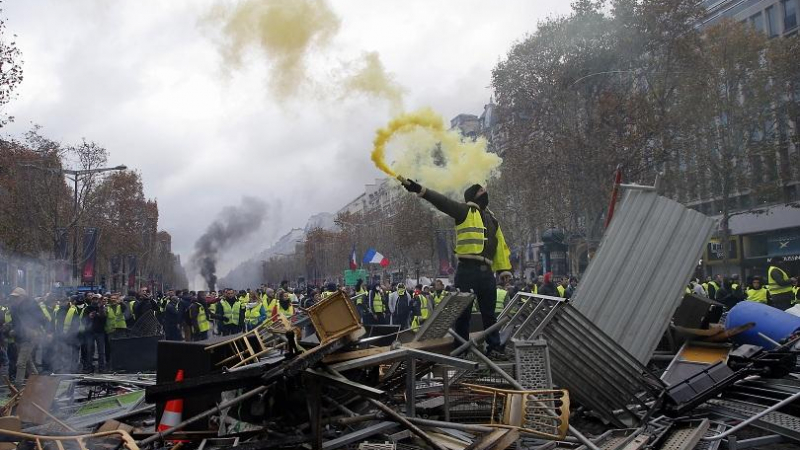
[749,12,765,33]
[784,0,798,31]
[766,6,779,37]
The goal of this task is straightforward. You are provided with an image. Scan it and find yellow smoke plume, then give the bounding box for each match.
[343,52,404,112]
[206,0,341,100]
[206,1,403,109]
[372,109,503,196]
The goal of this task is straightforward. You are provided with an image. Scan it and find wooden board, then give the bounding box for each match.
[17,375,61,425]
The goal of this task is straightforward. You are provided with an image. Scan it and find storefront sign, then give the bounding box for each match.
[706,237,739,262]
[767,232,800,257]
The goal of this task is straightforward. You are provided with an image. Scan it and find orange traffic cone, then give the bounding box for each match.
[157,369,184,434]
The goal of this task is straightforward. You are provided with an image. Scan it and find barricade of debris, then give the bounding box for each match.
[0,185,796,450]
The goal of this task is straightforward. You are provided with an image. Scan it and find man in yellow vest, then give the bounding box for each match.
[746,276,769,303]
[214,289,244,335]
[403,180,512,356]
[369,285,386,325]
[411,290,435,331]
[431,280,446,306]
[792,277,799,305]
[271,290,295,323]
[556,277,568,298]
[189,293,211,341]
[496,285,508,314]
[768,257,794,310]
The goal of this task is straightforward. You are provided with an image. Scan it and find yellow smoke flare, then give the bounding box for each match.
[371,108,502,195]
[371,109,444,178]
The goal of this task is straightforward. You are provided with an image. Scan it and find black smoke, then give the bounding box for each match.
[191,196,268,291]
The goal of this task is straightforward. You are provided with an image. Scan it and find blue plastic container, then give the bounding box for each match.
[725,301,800,348]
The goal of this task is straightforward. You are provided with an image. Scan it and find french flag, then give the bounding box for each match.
[363,248,389,267]
[349,245,358,270]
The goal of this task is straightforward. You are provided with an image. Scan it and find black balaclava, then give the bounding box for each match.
[464,183,488,209]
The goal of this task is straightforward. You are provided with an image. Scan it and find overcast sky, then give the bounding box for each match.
[3,0,571,277]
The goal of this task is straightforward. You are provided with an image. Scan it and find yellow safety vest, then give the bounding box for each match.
[556,285,566,298]
[196,305,210,333]
[1,307,12,343]
[454,206,511,272]
[495,288,508,313]
[419,295,432,320]
[39,303,52,322]
[128,300,137,320]
[768,266,793,296]
[356,289,368,305]
[62,305,79,333]
[219,300,241,325]
[432,292,445,306]
[105,306,116,334]
[275,303,294,320]
[746,287,768,303]
[372,293,384,313]
[245,304,264,326]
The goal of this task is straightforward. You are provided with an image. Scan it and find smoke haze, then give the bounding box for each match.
[191,196,270,290]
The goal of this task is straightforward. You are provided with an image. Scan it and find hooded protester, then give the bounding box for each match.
[188,292,211,341]
[538,272,558,296]
[403,180,512,356]
[388,283,413,328]
[163,296,183,341]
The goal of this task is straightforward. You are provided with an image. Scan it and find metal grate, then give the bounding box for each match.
[413,293,475,342]
[122,311,163,338]
[524,302,665,427]
[497,293,563,345]
[706,398,800,442]
[659,420,709,450]
[514,339,552,390]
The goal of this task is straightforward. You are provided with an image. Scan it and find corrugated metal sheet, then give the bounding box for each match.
[518,299,665,427]
[571,187,716,363]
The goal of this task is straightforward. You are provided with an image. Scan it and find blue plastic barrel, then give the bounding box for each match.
[725,301,800,348]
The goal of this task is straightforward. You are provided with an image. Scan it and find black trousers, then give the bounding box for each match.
[454,260,500,350]
[770,292,794,311]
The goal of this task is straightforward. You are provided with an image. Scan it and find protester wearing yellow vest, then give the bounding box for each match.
[746,277,769,304]
[411,292,435,331]
[271,291,295,323]
[244,300,266,331]
[792,277,799,305]
[189,295,211,341]
[556,278,567,299]
[495,287,508,314]
[215,289,244,335]
[370,286,386,324]
[768,257,794,310]
[402,180,511,356]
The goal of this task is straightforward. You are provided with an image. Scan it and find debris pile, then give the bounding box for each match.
[0,186,797,450]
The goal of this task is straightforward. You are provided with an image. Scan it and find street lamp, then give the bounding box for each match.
[19,163,128,284]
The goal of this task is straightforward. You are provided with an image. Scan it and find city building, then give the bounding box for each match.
[696,0,800,280]
[701,0,798,36]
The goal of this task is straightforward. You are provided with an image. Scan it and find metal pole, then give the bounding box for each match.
[366,398,448,450]
[72,175,79,283]
[701,390,800,441]
[405,417,493,433]
[447,329,602,450]
[137,384,270,447]
[450,316,510,357]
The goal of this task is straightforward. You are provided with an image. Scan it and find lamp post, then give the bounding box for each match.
[20,163,127,285]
